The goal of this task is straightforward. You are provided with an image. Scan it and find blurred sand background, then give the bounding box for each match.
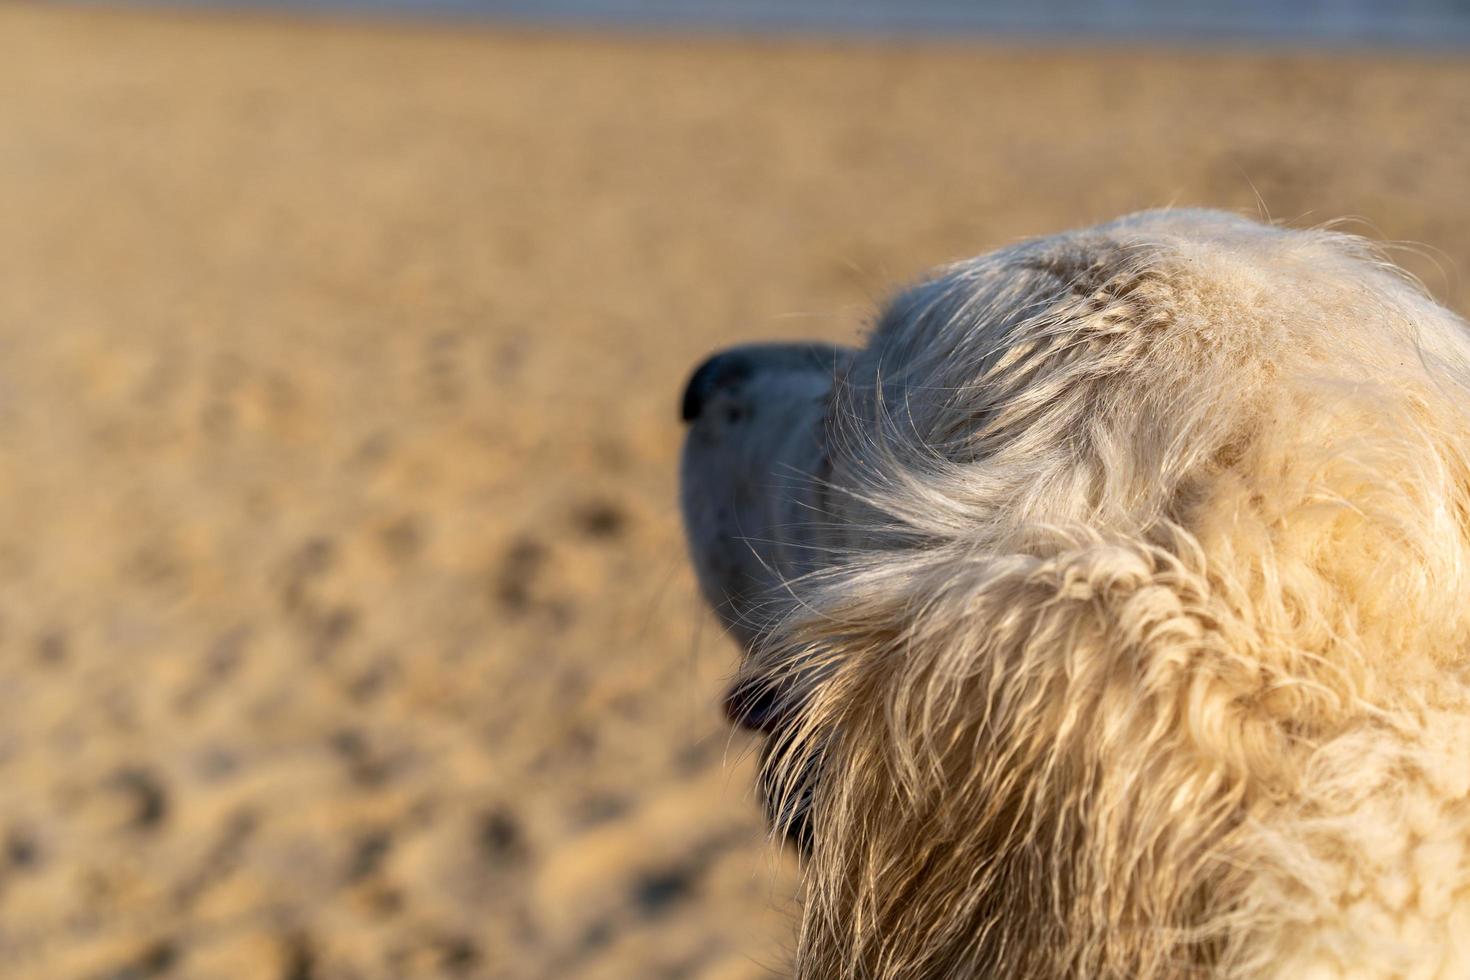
[1,4,1469,978]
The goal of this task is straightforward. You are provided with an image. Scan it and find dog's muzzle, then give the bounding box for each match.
[678,342,853,655]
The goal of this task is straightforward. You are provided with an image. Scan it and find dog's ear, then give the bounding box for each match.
[754,480,1470,977]
[751,527,1281,978]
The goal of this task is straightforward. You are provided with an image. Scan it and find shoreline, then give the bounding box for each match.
[57,0,1470,51]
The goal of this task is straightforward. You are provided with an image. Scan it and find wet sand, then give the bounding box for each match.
[1,6,1468,977]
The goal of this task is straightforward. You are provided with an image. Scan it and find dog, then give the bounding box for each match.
[679,210,1470,978]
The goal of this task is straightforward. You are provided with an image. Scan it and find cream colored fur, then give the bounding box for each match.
[684,210,1470,978]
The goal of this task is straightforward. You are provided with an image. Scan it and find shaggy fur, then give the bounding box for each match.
[679,210,1470,978]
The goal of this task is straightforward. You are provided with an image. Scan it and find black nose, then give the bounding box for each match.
[680,350,753,422]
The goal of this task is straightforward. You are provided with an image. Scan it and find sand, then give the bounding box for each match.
[0,5,1468,978]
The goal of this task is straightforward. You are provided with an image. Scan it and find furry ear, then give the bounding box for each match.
[756,504,1470,978]
[753,525,1279,979]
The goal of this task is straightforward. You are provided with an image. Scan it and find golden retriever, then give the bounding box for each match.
[680,210,1470,978]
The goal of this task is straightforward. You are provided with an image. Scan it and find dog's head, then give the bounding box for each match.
[680,209,1470,978]
[682,210,1297,740]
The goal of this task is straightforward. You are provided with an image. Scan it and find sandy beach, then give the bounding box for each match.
[0,5,1468,977]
